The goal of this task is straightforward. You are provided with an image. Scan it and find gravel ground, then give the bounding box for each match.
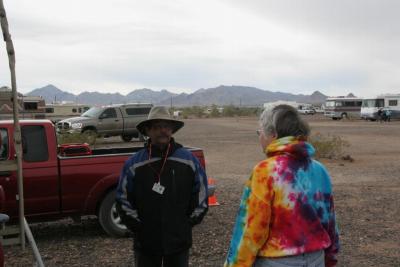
[4,115,400,266]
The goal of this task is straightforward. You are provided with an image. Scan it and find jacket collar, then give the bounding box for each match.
[266,136,315,159]
[146,137,182,157]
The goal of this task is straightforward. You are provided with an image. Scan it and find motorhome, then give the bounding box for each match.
[361,94,400,120]
[324,97,362,120]
[45,103,91,123]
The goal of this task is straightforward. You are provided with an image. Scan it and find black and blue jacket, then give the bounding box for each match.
[116,138,208,255]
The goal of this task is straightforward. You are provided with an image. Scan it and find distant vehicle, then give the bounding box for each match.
[45,103,91,123]
[361,94,400,120]
[298,108,315,115]
[313,106,325,113]
[324,97,362,120]
[57,103,153,142]
[297,103,315,115]
[173,110,182,118]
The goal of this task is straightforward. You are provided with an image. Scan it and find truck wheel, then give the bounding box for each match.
[121,135,133,142]
[82,129,97,144]
[98,190,128,237]
[341,113,348,119]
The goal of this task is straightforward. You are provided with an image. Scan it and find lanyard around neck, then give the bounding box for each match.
[148,143,171,183]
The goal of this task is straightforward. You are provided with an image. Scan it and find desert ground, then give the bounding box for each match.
[4,114,400,266]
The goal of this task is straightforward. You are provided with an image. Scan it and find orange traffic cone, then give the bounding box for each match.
[208,178,220,206]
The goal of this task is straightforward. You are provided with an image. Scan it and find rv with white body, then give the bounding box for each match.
[324,97,362,120]
[361,94,400,120]
[45,103,91,123]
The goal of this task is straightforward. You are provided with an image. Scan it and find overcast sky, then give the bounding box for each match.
[1,0,399,97]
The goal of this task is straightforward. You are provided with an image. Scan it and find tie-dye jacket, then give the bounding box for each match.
[224,136,339,267]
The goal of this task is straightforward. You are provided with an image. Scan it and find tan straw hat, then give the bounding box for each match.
[136,106,184,136]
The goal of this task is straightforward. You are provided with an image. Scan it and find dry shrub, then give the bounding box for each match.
[309,132,350,159]
[57,132,97,146]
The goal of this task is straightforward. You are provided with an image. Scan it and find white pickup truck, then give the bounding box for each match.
[57,103,153,141]
[298,108,316,115]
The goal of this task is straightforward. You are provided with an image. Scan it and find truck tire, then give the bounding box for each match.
[98,190,128,237]
[121,135,133,142]
[82,129,97,144]
[341,113,348,119]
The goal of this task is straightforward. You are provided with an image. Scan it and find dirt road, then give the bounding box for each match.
[4,115,400,266]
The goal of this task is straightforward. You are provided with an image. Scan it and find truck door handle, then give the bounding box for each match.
[115,119,119,122]
[0,171,11,177]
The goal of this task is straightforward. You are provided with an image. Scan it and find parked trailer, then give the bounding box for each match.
[324,97,362,120]
[361,94,400,120]
[45,103,91,123]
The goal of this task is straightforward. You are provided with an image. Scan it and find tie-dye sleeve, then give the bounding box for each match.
[224,168,273,267]
[325,195,340,267]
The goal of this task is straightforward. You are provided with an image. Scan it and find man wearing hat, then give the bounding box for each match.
[116,106,209,267]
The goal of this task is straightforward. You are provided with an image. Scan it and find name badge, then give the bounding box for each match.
[152,182,165,195]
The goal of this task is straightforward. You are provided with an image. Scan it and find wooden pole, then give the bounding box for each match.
[0,0,26,249]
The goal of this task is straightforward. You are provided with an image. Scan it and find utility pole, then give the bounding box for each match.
[0,0,25,248]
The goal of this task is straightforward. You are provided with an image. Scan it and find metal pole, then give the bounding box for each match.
[24,218,45,267]
[0,0,26,248]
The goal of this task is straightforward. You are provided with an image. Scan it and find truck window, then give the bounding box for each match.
[21,125,49,162]
[0,128,8,160]
[101,108,117,119]
[125,107,152,115]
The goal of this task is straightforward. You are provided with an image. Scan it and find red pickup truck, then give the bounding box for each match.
[0,120,207,237]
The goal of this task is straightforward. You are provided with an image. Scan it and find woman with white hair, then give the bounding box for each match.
[224,105,339,267]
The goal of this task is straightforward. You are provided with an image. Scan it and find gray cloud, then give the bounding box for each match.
[1,0,399,97]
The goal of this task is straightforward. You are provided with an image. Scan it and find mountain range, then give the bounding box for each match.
[26,84,329,106]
